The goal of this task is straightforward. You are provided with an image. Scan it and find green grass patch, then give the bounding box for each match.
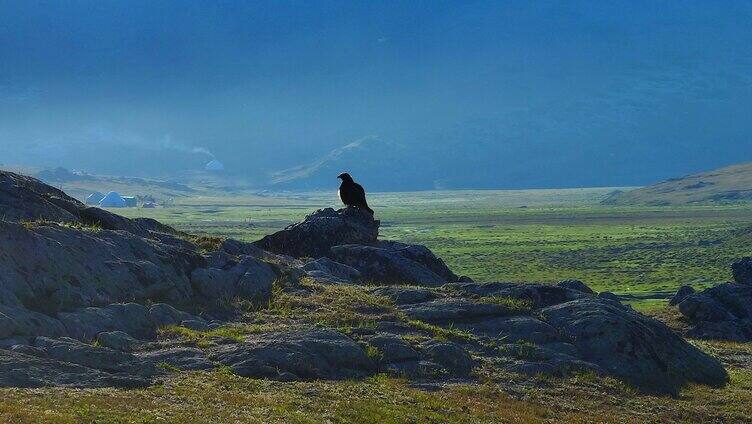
[475,295,533,312]
[407,320,475,343]
[20,219,102,232]
[158,324,278,347]
[267,282,402,329]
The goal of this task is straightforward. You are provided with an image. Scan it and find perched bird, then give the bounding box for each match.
[337,172,374,214]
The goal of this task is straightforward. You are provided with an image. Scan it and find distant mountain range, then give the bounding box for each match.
[603,162,752,205]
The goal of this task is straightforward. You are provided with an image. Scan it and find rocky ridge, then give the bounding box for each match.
[0,170,729,394]
[670,258,752,341]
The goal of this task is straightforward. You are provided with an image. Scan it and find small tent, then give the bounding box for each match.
[86,192,105,205]
[99,191,126,208]
[205,159,225,172]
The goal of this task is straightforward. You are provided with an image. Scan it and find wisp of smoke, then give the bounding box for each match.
[160,136,215,159]
[190,146,215,159]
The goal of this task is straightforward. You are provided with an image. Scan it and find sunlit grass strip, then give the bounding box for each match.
[19,219,102,232]
[475,295,533,312]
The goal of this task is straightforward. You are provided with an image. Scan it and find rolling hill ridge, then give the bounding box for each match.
[603,162,752,205]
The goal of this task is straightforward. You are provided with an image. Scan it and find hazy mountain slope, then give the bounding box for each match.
[603,162,752,205]
[268,137,430,191]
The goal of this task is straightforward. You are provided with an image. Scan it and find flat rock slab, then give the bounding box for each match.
[330,244,452,286]
[399,299,518,323]
[0,349,151,389]
[210,329,374,380]
[34,337,157,378]
[454,315,562,344]
[137,347,215,371]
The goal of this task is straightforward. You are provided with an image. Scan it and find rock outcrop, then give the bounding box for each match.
[732,257,752,285]
[388,281,727,394]
[254,207,379,258]
[672,260,752,341]
[256,206,458,286]
[0,170,730,394]
[0,170,84,223]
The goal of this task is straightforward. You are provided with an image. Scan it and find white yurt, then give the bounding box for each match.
[99,191,126,208]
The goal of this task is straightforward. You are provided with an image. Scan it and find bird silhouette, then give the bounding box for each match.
[337,172,374,214]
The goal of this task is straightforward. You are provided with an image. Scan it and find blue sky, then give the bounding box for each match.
[1,1,751,188]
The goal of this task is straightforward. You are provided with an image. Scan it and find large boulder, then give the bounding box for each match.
[541,298,728,394]
[253,207,379,258]
[376,241,457,283]
[0,170,184,243]
[252,205,457,286]
[676,281,752,341]
[732,257,752,285]
[235,256,277,302]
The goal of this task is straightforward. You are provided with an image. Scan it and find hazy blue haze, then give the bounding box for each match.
[1,1,751,189]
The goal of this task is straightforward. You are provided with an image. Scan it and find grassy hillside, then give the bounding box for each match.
[603,162,752,205]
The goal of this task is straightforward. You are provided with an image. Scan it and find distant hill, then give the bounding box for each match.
[603,162,752,205]
[26,167,197,202]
